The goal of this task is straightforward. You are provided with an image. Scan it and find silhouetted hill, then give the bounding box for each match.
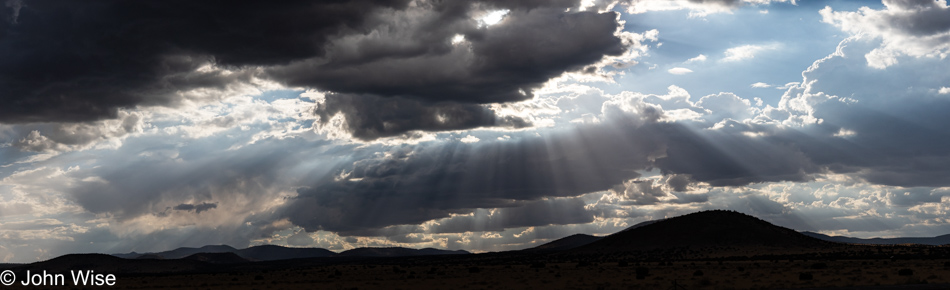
[527,234,603,252]
[0,263,21,270]
[802,231,950,246]
[112,251,143,259]
[237,245,335,261]
[336,247,469,257]
[115,244,335,261]
[116,245,238,259]
[10,254,210,274]
[155,245,239,259]
[134,254,164,260]
[575,210,831,254]
[183,252,249,264]
[620,219,662,232]
[114,245,466,261]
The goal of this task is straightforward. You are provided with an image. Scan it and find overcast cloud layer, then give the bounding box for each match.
[1,0,950,263]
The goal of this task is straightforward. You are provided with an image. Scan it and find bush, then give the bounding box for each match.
[618,260,629,267]
[799,272,813,281]
[898,269,914,276]
[693,270,704,276]
[810,263,827,269]
[635,267,649,279]
[468,267,482,273]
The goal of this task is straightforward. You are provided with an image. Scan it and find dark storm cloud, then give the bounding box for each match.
[314,93,530,140]
[2,0,22,24]
[11,112,142,152]
[0,0,408,123]
[1,0,627,135]
[880,0,950,36]
[270,3,626,105]
[172,202,218,214]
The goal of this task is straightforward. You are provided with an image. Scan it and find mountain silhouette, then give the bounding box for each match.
[619,219,662,232]
[115,245,466,261]
[575,210,831,254]
[134,253,164,260]
[526,234,603,252]
[8,254,209,274]
[802,231,950,246]
[237,245,335,261]
[117,245,239,259]
[336,247,469,257]
[182,252,249,264]
[114,244,333,261]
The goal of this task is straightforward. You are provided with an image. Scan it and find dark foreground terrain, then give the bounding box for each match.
[4,210,950,289]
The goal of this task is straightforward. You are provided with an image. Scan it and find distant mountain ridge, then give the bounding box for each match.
[802,231,950,246]
[238,245,336,261]
[182,252,249,264]
[29,210,950,269]
[114,245,240,260]
[113,245,466,261]
[6,209,950,280]
[336,247,469,257]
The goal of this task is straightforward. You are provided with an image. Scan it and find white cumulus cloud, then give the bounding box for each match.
[460,135,480,143]
[685,54,707,63]
[668,67,694,75]
[721,44,779,62]
[820,1,950,69]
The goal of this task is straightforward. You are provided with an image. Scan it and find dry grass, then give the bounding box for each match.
[92,258,950,290]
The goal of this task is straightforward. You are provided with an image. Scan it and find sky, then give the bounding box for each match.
[1,0,949,263]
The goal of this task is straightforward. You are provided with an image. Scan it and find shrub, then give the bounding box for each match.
[693,270,704,276]
[799,272,813,281]
[810,263,827,269]
[898,269,914,276]
[635,267,649,280]
[618,260,629,267]
[468,267,482,273]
